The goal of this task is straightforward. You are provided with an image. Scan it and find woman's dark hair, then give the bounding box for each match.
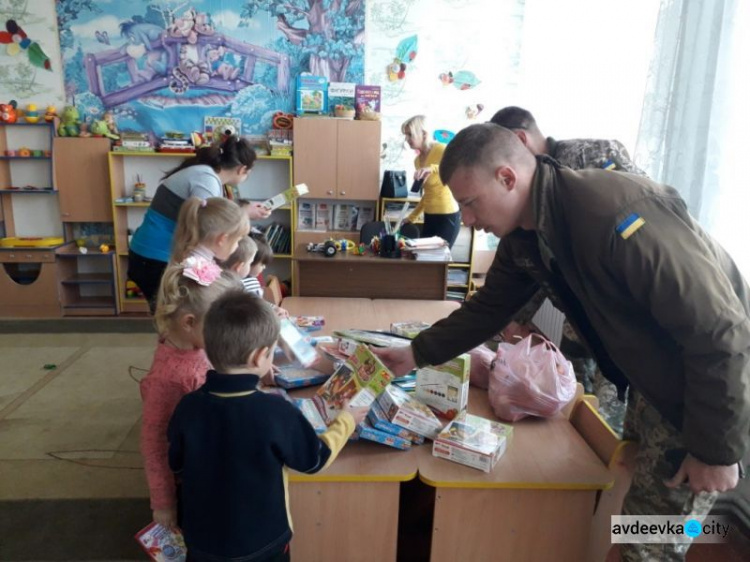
[249,232,273,266]
[162,135,257,180]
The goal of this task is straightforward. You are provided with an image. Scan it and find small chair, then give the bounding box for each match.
[263,275,283,307]
[359,220,386,246]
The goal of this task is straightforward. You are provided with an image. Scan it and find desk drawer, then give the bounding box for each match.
[0,251,56,263]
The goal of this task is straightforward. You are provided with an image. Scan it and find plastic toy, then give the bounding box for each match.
[78,122,91,138]
[99,244,110,253]
[126,280,144,299]
[91,118,119,140]
[17,147,30,157]
[307,240,338,257]
[0,100,17,123]
[103,111,119,137]
[57,105,80,137]
[23,103,39,123]
[44,105,57,122]
[272,111,293,130]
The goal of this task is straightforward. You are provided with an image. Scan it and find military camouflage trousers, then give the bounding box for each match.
[620,390,718,562]
[559,323,626,437]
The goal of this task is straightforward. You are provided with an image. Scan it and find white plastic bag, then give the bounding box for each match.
[488,334,576,422]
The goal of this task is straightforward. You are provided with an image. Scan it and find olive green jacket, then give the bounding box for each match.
[413,157,750,465]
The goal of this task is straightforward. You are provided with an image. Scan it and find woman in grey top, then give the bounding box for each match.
[128,136,270,312]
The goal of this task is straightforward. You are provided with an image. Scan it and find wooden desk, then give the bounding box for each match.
[417,387,613,562]
[279,297,614,562]
[293,244,448,300]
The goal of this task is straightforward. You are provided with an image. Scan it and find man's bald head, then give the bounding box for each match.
[439,123,537,186]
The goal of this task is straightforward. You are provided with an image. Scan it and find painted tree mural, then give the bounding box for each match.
[241,0,365,82]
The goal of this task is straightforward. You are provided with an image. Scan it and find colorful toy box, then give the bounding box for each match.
[275,362,330,389]
[432,412,513,473]
[135,522,187,561]
[377,384,444,440]
[296,74,329,115]
[314,344,394,424]
[293,398,327,434]
[293,315,325,332]
[390,321,431,339]
[356,418,412,450]
[263,183,309,211]
[415,353,471,419]
[367,399,425,445]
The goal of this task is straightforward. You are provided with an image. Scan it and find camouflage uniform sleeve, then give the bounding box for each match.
[607,140,648,176]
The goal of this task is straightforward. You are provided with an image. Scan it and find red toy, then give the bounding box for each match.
[0,100,18,123]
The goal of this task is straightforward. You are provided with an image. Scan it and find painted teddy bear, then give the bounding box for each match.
[169,8,214,44]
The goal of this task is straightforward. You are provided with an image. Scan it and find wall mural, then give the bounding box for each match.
[56,0,365,136]
[0,0,64,104]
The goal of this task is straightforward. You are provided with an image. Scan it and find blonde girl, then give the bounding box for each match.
[140,260,242,531]
[401,115,461,247]
[171,196,250,264]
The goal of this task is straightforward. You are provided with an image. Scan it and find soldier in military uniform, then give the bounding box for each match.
[374,124,748,562]
[490,106,646,437]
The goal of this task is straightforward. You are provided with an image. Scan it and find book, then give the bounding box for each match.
[297,202,315,230]
[333,204,356,231]
[263,183,309,211]
[135,522,187,561]
[296,74,329,115]
[432,412,513,473]
[314,344,394,424]
[275,361,330,389]
[415,353,471,419]
[354,85,382,119]
[294,398,328,434]
[279,318,318,367]
[377,384,444,440]
[315,202,332,231]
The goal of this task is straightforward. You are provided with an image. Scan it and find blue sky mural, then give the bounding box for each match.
[56,0,365,136]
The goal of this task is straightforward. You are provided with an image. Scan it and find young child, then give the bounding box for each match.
[140,260,242,531]
[242,231,273,297]
[221,235,258,281]
[168,292,367,561]
[171,196,249,265]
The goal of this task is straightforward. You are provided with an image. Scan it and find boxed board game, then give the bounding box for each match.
[356,418,412,450]
[390,321,431,339]
[275,362,330,389]
[293,398,327,434]
[415,353,471,419]
[367,399,425,444]
[333,329,412,348]
[263,183,309,211]
[293,315,325,332]
[135,522,187,561]
[377,384,444,440]
[279,318,318,367]
[432,412,513,473]
[315,344,394,423]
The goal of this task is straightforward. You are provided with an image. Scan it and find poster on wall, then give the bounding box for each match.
[55,0,365,137]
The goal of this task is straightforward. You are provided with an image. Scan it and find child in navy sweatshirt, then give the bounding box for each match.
[168,291,366,561]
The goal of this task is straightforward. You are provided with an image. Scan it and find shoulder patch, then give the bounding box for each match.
[601,159,617,170]
[616,213,645,239]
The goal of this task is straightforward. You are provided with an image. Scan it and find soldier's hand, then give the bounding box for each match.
[664,453,739,494]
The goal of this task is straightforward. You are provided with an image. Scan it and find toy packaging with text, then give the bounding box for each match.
[135,522,186,561]
[377,384,444,440]
[432,412,513,473]
[415,353,471,419]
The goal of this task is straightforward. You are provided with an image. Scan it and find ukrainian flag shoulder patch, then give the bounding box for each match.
[616,213,646,240]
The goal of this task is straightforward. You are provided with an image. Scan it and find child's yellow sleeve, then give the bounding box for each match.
[318,411,356,470]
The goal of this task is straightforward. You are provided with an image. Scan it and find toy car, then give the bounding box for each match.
[306,240,338,257]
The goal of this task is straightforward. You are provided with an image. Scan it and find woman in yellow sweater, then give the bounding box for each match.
[401,115,461,247]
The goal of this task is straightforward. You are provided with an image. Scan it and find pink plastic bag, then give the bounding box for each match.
[488,334,576,422]
[468,344,496,389]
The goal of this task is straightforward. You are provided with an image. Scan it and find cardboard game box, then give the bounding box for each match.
[415,353,471,419]
[293,398,328,434]
[377,384,444,440]
[333,329,412,348]
[279,318,318,367]
[432,412,513,473]
[263,183,309,211]
[275,362,330,389]
[314,344,394,424]
[390,321,431,339]
[135,522,187,561]
[367,399,425,444]
[356,418,412,450]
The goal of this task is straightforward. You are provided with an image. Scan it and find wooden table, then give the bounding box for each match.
[293,244,449,300]
[280,297,615,562]
[417,387,613,562]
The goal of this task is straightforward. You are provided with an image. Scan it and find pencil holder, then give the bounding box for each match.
[379,234,400,258]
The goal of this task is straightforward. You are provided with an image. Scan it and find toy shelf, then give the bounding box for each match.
[56,247,118,316]
[114,202,150,207]
[60,273,114,284]
[0,122,54,127]
[0,188,56,194]
[0,156,52,160]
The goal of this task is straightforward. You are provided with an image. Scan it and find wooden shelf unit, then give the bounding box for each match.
[56,246,117,316]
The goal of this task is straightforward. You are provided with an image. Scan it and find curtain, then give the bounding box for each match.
[636,0,749,276]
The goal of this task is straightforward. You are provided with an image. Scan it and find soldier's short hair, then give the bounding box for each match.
[490,106,538,132]
[439,123,534,185]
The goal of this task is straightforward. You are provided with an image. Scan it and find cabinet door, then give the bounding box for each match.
[293,118,338,198]
[337,120,381,200]
[54,138,112,222]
